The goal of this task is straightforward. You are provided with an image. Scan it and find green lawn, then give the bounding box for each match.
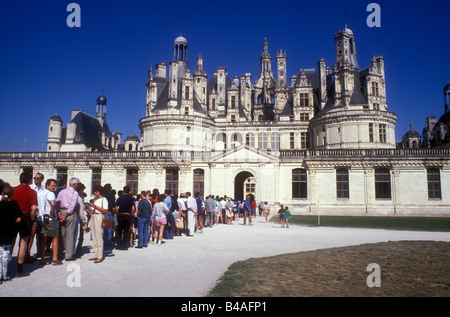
[272,215,450,232]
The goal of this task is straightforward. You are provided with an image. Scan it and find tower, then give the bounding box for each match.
[260,38,273,76]
[333,27,359,107]
[334,26,359,69]
[47,114,63,152]
[168,35,188,105]
[193,54,208,108]
[276,50,287,87]
[96,93,107,125]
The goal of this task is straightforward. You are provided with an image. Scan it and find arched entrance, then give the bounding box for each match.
[234,171,256,202]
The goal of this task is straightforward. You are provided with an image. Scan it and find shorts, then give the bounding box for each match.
[19,212,33,238]
[155,217,167,226]
[41,220,59,237]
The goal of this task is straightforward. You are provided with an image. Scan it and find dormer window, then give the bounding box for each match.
[299,93,309,107]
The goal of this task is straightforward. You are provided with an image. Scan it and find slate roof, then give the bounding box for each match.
[69,111,112,151]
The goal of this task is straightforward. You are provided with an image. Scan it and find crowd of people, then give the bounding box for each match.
[0,171,281,284]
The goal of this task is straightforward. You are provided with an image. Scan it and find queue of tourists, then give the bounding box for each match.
[0,172,277,284]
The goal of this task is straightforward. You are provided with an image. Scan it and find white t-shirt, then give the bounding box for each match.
[93,197,108,214]
[37,189,56,218]
[153,202,169,220]
[177,198,186,211]
[186,196,197,212]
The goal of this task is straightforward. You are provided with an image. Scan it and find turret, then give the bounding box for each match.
[47,114,63,152]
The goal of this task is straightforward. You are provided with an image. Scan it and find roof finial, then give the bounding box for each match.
[344,10,348,28]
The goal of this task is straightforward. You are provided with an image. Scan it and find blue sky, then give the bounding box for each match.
[0,0,449,152]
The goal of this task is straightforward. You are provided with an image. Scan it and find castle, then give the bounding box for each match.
[1,27,448,216]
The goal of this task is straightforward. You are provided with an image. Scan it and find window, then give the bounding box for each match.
[246,133,255,147]
[290,132,295,149]
[217,133,227,150]
[301,132,310,149]
[186,137,190,145]
[185,86,190,100]
[292,169,307,199]
[373,103,380,111]
[371,82,379,97]
[258,132,267,150]
[211,98,216,110]
[165,169,178,196]
[336,168,349,199]
[369,123,374,142]
[245,179,256,195]
[271,132,280,150]
[300,113,309,121]
[379,124,387,143]
[126,169,139,196]
[231,133,242,149]
[375,168,391,199]
[299,93,309,107]
[231,115,236,122]
[231,95,236,109]
[193,169,205,197]
[91,168,102,193]
[57,167,68,188]
[185,107,189,115]
[427,168,441,199]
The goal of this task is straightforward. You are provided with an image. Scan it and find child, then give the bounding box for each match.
[278,204,286,228]
[0,183,22,283]
[284,206,291,228]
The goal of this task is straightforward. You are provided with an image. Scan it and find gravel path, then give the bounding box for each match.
[1,215,449,297]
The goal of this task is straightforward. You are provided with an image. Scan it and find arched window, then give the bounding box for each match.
[292,168,307,199]
[258,132,267,150]
[216,133,227,150]
[246,133,255,147]
[231,133,242,149]
[271,132,280,150]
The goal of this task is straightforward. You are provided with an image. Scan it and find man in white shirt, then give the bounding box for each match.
[185,192,197,237]
[37,179,62,265]
[28,173,45,262]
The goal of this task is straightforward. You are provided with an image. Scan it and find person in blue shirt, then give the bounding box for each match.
[233,199,240,221]
[195,193,204,233]
[163,190,175,240]
[243,195,252,225]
